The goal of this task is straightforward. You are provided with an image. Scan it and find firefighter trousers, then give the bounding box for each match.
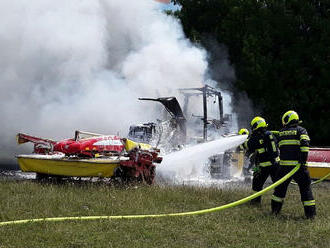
[251,165,278,204]
[271,165,316,218]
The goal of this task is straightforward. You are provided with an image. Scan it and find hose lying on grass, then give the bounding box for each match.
[291,171,330,186]
[0,164,300,227]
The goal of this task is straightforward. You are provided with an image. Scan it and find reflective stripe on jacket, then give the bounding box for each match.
[278,125,310,165]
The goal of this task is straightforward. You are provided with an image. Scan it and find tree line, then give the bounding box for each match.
[171,0,330,145]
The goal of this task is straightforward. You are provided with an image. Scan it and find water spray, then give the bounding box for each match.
[158,135,247,184]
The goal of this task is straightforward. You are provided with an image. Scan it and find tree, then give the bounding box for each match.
[171,0,330,145]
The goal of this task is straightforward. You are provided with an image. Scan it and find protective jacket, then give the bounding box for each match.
[277,124,310,166]
[245,128,279,167]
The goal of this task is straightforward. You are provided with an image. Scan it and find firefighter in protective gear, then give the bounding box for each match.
[238,128,249,152]
[271,110,316,219]
[238,128,254,176]
[245,116,279,204]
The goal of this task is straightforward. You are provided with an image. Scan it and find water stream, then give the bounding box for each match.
[157,135,247,186]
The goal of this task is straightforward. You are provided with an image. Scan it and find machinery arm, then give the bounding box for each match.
[16,133,57,146]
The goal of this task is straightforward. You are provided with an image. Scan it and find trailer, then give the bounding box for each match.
[16,131,162,184]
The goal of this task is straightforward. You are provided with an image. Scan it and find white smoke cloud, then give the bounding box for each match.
[0,0,209,163]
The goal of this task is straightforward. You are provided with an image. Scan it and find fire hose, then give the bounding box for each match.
[0,164,300,227]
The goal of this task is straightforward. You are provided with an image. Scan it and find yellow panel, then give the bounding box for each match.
[124,139,152,151]
[232,151,244,173]
[307,166,330,180]
[18,157,120,177]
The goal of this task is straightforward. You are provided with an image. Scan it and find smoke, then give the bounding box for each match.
[201,37,255,133]
[0,0,209,164]
[233,91,259,131]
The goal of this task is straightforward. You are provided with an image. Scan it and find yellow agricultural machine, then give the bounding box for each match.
[16,131,162,184]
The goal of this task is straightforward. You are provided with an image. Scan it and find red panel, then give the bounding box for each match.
[53,136,124,156]
[308,148,330,163]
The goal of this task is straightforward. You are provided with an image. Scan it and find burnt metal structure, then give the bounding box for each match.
[179,84,224,141]
[138,97,187,144]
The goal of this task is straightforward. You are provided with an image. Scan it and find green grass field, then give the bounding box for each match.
[0,178,329,248]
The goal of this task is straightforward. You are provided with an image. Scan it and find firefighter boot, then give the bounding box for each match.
[304,205,316,219]
[271,200,283,215]
[250,196,261,205]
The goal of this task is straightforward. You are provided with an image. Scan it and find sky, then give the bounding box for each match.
[158,2,180,11]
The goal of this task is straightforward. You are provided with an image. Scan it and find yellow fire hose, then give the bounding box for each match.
[291,171,330,186]
[0,164,300,227]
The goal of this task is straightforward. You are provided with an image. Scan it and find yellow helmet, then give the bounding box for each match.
[251,116,268,131]
[282,110,300,126]
[238,128,249,136]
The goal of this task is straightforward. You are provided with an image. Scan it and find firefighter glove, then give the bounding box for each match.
[252,166,260,173]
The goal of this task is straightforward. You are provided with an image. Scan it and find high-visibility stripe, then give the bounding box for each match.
[257,148,265,154]
[272,195,284,203]
[300,146,309,152]
[275,157,280,162]
[279,139,300,147]
[300,134,310,141]
[280,160,300,166]
[271,141,277,152]
[259,161,272,167]
[279,130,297,136]
[269,134,274,140]
[303,200,315,206]
[271,131,280,136]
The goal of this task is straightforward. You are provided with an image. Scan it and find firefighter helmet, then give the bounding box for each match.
[251,116,268,131]
[238,128,249,136]
[282,110,300,126]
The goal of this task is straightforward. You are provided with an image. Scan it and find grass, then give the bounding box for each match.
[0,178,329,248]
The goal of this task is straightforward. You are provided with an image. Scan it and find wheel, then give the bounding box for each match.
[35,173,48,181]
[144,166,155,185]
[35,173,64,183]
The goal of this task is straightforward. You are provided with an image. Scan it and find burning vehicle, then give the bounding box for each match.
[128,85,237,179]
[16,131,162,184]
[128,97,187,152]
[128,85,232,148]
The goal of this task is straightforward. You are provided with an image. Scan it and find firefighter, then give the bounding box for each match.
[245,116,279,204]
[238,128,249,150]
[271,110,316,219]
[237,128,253,176]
